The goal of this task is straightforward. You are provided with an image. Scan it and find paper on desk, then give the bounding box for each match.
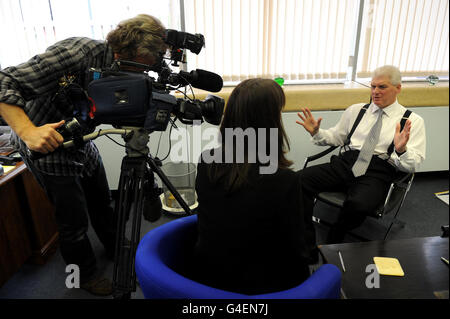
[373,257,405,276]
[1,165,15,175]
[435,191,449,205]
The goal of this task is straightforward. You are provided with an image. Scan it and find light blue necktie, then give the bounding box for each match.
[352,109,384,177]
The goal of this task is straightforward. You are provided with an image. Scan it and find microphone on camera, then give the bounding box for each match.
[175,69,223,92]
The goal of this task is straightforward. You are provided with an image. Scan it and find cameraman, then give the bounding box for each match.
[0,14,167,296]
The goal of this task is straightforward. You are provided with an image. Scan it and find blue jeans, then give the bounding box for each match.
[24,156,116,283]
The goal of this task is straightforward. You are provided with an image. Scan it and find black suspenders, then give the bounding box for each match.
[386,110,412,156]
[343,103,412,157]
[344,103,370,146]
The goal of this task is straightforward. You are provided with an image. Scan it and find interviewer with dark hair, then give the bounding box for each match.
[191,78,316,294]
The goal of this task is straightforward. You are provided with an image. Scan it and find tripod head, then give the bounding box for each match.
[121,127,150,158]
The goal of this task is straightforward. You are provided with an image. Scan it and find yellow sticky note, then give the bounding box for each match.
[373,257,405,276]
[2,165,15,174]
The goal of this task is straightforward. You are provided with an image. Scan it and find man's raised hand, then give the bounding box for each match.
[394,119,411,154]
[296,107,322,136]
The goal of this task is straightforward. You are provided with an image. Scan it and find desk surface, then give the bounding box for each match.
[319,236,449,299]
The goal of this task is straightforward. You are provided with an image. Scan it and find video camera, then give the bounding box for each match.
[71,29,224,135]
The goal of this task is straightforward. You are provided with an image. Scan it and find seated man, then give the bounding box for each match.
[296,65,426,243]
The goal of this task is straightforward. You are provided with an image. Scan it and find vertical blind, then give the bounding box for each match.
[183,0,358,82]
[357,0,449,78]
[0,0,448,82]
[0,0,179,68]
[183,0,449,82]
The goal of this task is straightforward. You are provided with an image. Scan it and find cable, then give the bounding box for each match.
[175,88,194,101]
[159,122,175,162]
[176,74,196,100]
[155,131,164,157]
[104,134,149,158]
[105,134,127,148]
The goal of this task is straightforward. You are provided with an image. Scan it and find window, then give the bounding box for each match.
[0,0,180,68]
[0,0,448,84]
[183,0,359,83]
[356,0,449,79]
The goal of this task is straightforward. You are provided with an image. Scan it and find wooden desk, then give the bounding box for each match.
[0,162,58,286]
[319,236,449,299]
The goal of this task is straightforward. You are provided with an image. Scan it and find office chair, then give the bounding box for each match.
[303,146,415,241]
[135,214,342,299]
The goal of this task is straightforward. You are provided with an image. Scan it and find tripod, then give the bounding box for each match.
[52,124,193,299]
[110,127,193,299]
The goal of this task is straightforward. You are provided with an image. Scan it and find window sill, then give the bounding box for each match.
[175,81,449,111]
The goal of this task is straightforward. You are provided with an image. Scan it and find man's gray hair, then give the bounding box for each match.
[372,65,402,85]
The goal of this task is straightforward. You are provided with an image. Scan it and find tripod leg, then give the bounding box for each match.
[112,153,195,298]
[112,166,132,298]
[112,156,147,299]
[128,171,145,289]
[146,157,193,215]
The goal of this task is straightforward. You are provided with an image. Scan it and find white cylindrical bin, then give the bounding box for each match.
[160,162,198,215]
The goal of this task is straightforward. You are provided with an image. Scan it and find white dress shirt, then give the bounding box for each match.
[312,100,426,173]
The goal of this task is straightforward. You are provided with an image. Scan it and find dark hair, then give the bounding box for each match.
[207,78,293,192]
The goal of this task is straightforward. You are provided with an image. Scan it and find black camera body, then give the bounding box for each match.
[87,72,154,128]
[85,69,223,132]
[74,29,223,133]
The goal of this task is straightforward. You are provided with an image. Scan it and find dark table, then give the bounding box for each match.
[319,236,449,299]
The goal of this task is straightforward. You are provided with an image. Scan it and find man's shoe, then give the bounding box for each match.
[80,276,113,296]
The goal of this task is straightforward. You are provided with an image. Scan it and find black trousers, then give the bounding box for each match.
[301,150,396,243]
[24,157,117,283]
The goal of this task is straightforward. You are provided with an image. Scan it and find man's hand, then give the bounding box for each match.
[296,107,322,137]
[21,120,65,154]
[0,103,65,154]
[394,119,411,154]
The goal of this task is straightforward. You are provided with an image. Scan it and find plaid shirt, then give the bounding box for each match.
[0,37,113,176]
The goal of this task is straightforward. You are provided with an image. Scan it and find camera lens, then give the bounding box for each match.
[200,95,224,125]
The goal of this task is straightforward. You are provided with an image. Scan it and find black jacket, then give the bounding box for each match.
[190,157,316,294]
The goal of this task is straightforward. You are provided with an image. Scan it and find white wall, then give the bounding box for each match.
[96,106,449,190]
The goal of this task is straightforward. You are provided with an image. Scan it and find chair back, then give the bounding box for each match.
[135,214,342,299]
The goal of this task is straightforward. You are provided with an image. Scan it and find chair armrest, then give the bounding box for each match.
[303,146,338,169]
